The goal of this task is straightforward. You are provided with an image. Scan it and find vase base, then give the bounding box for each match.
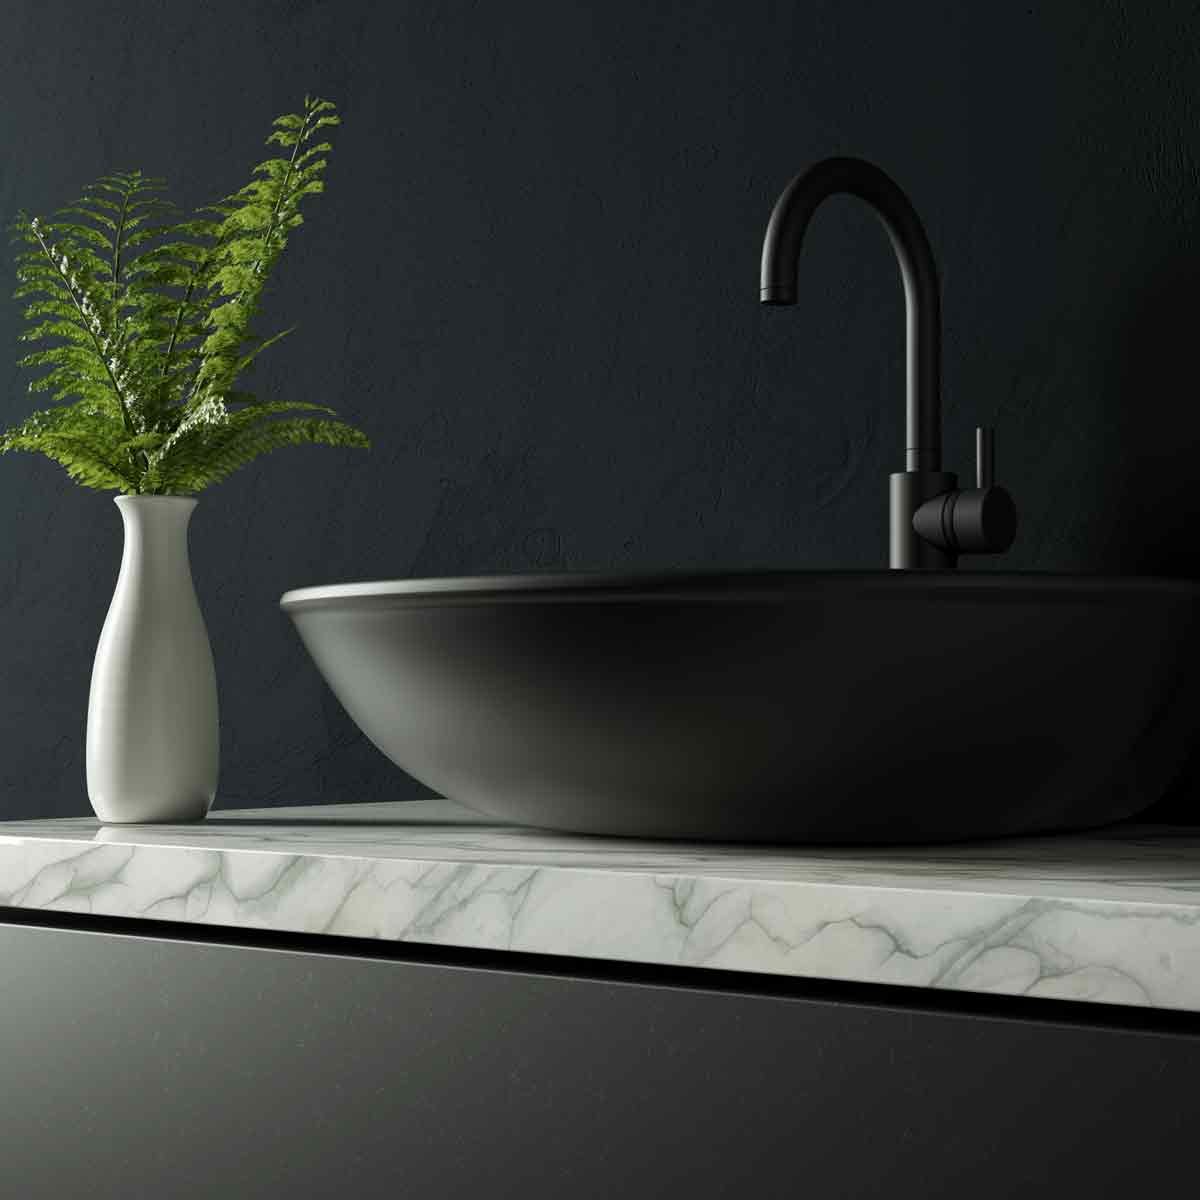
[89,796,214,824]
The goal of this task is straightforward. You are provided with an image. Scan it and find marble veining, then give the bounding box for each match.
[2,799,1200,1015]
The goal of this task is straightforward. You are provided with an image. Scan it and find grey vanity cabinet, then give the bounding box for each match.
[0,915,1191,1199]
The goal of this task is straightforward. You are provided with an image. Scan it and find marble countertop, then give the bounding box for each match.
[3,799,1200,1015]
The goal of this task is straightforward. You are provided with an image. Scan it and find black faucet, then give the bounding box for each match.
[760,156,1016,569]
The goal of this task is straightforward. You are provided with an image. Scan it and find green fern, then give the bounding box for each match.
[1,96,368,493]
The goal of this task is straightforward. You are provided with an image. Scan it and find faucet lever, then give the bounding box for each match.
[976,427,994,489]
[912,426,1016,560]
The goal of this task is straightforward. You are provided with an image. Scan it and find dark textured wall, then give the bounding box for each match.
[0,1,1198,819]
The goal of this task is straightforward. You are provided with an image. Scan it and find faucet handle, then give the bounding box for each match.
[912,425,1017,556]
[976,426,994,489]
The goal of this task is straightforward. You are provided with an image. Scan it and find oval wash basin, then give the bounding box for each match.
[280,571,1200,843]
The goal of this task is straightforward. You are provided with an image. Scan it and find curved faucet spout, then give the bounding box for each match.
[759,157,941,473]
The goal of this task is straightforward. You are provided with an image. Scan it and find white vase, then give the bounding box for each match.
[86,495,218,823]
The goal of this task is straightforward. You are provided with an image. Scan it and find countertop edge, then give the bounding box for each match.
[2,828,1199,1017]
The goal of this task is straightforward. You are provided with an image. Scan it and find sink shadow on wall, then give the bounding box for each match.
[1101,261,1200,579]
[1099,260,1200,821]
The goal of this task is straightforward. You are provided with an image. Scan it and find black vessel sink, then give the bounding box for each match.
[281,571,1200,843]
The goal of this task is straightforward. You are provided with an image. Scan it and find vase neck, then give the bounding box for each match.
[115,495,198,586]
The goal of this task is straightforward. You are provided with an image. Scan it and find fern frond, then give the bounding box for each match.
[17,436,135,491]
[154,415,367,492]
[3,96,364,495]
[0,403,138,490]
[19,318,94,345]
[43,221,111,253]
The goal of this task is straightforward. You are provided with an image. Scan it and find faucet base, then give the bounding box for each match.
[890,471,957,568]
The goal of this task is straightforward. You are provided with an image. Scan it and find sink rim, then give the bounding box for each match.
[279,569,1200,612]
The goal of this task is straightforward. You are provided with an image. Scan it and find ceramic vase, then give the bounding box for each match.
[86,495,218,822]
